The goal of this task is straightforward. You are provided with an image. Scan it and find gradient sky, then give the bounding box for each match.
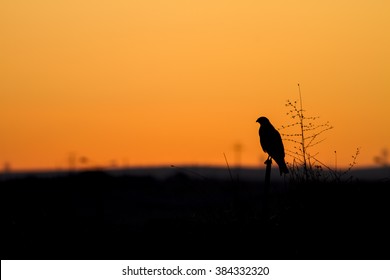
[1,0,389,171]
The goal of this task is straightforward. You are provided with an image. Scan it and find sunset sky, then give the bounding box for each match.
[1,0,389,171]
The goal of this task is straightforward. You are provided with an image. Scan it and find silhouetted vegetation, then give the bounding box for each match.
[280,84,362,184]
[2,170,389,260]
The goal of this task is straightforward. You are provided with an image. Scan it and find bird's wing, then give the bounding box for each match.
[267,128,285,159]
[259,127,269,153]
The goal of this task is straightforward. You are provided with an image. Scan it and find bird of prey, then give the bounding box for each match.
[256,116,289,175]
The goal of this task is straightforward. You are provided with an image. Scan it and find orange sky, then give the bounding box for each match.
[1,0,389,171]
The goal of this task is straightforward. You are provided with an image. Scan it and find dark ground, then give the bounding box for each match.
[1,170,389,260]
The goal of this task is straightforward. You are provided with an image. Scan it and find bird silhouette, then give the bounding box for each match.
[256,116,289,175]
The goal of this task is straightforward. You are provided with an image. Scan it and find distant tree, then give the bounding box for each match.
[3,162,11,173]
[374,148,389,167]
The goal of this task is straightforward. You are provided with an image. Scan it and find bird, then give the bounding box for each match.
[256,116,289,175]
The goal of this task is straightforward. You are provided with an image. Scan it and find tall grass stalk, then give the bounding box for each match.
[223,153,235,183]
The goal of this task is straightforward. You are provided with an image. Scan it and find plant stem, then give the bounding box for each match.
[298,83,308,180]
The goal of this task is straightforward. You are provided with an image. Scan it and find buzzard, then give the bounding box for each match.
[256,116,289,175]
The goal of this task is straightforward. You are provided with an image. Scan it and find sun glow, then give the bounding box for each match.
[1,0,389,171]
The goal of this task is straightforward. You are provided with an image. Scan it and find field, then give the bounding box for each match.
[2,168,390,260]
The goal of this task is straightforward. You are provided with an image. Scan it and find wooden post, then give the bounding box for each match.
[263,158,272,217]
[265,158,272,187]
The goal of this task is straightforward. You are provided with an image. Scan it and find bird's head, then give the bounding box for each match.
[256,116,270,125]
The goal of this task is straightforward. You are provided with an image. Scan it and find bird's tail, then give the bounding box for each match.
[277,160,289,176]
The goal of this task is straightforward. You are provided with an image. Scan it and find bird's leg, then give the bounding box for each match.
[264,155,272,164]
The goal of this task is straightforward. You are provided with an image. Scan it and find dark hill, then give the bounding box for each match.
[1,170,389,260]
